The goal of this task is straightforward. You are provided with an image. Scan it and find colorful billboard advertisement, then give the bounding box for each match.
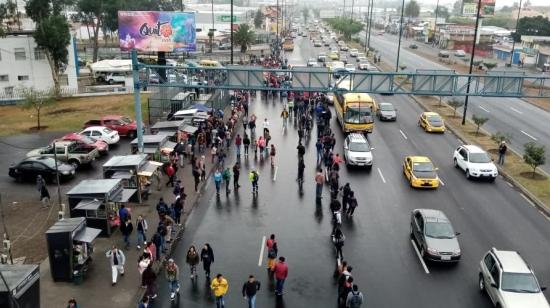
[462,0,496,17]
[118,11,196,52]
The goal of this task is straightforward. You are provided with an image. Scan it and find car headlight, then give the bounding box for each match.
[61,171,70,175]
[452,249,461,256]
[470,169,479,174]
[427,247,439,255]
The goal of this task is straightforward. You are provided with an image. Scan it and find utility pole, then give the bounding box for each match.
[351,0,355,20]
[0,194,14,264]
[509,0,523,67]
[367,0,374,49]
[434,0,440,45]
[462,0,483,125]
[343,0,346,18]
[396,0,405,72]
[52,142,62,208]
[230,0,234,64]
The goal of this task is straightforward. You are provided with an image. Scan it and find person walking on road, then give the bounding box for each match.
[211,273,229,308]
[201,243,215,279]
[498,141,507,165]
[121,219,133,249]
[106,245,125,286]
[135,215,148,250]
[214,169,223,195]
[270,144,277,167]
[262,118,270,135]
[36,175,50,208]
[346,284,364,308]
[273,256,288,296]
[315,168,325,199]
[249,169,260,194]
[297,142,305,160]
[142,263,158,299]
[266,234,278,271]
[281,107,289,130]
[341,183,351,214]
[193,165,201,192]
[222,167,232,195]
[242,275,261,308]
[67,298,79,308]
[243,134,251,157]
[233,163,241,189]
[186,245,200,279]
[165,258,180,300]
[315,139,323,165]
[347,191,358,218]
[235,134,242,159]
[297,158,305,183]
[332,227,345,260]
[138,295,150,308]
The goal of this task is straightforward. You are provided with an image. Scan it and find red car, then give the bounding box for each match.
[83,115,143,138]
[57,133,109,155]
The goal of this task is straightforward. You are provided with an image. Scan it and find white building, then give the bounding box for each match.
[0,31,78,96]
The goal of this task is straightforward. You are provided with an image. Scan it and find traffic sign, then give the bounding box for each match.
[217,15,239,22]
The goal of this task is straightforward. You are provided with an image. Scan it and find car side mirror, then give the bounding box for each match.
[455,232,461,236]
[435,167,439,171]
[541,286,547,291]
[490,282,498,288]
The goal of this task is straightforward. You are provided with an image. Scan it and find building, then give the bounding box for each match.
[0,31,78,97]
[436,25,493,57]
[521,35,550,71]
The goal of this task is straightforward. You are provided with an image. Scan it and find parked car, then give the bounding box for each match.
[479,248,550,308]
[56,133,109,155]
[103,72,126,85]
[80,126,120,145]
[343,133,373,169]
[453,145,498,181]
[219,43,231,50]
[357,56,367,63]
[377,102,397,121]
[9,156,76,183]
[409,43,418,49]
[26,141,98,168]
[307,58,318,67]
[454,49,466,57]
[438,50,450,58]
[349,48,359,57]
[410,209,461,262]
[83,115,141,138]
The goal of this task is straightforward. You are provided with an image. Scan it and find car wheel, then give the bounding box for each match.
[453,158,458,168]
[69,159,80,170]
[466,169,471,180]
[479,274,486,293]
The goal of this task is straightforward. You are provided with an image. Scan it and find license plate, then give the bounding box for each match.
[441,255,451,261]
[357,163,365,166]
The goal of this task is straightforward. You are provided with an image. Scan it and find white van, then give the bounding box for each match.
[171,109,209,124]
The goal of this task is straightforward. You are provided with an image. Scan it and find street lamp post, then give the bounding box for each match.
[351,0,355,20]
[509,0,523,67]
[367,0,373,49]
[396,0,405,72]
[434,0,440,45]
[230,0,234,64]
[276,0,279,54]
[462,0,483,125]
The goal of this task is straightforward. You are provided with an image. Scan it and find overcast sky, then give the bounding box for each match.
[417,0,549,8]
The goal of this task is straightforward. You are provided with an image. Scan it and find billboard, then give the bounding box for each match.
[462,0,496,17]
[118,11,196,52]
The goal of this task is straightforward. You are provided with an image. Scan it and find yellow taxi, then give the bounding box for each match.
[419,112,445,133]
[403,156,440,189]
[329,51,339,60]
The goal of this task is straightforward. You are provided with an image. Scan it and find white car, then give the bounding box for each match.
[453,145,498,181]
[307,58,318,67]
[80,126,120,145]
[454,49,466,57]
[343,133,373,169]
[356,56,367,63]
[349,49,359,57]
[344,64,356,73]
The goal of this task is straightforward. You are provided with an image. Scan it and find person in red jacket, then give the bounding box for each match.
[273,256,288,296]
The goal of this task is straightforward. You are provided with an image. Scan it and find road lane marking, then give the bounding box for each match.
[478,105,490,113]
[521,194,536,208]
[510,107,523,114]
[377,168,386,184]
[439,178,445,186]
[273,166,279,181]
[521,130,537,141]
[399,129,408,140]
[410,240,430,274]
[506,181,513,188]
[258,235,266,267]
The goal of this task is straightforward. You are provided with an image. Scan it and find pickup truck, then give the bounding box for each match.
[83,115,141,138]
[26,141,98,168]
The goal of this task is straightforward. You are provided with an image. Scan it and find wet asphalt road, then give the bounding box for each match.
[154,36,550,308]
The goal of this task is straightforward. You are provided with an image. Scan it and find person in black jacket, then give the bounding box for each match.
[200,243,215,279]
[121,220,133,249]
[242,275,261,308]
[341,183,351,214]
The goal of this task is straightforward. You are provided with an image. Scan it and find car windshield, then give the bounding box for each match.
[345,106,373,124]
[501,273,540,293]
[120,117,132,124]
[412,162,434,172]
[424,222,455,239]
[469,152,491,163]
[380,104,394,111]
[427,115,443,126]
[38,158,57,169]
[103,128,113,134]
[349,141,370,152]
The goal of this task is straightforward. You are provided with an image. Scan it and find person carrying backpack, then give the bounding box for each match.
[222,167,232,195]
[346,284,364,308]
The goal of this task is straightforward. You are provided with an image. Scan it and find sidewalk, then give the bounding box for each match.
[39,142,220,307]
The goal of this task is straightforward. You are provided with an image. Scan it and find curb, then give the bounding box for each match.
[408,94,550,218]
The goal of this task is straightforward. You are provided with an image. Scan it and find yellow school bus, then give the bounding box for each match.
[334,90,377,133]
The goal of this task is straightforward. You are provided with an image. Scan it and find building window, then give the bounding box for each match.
[0,75,8,82]
[59,74,69,86]
[18,75,29,81]
[14,48,26,60]
[34,48,46,60]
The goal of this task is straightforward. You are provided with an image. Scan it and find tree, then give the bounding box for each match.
[452,0,463,16]
[254,9,263,29]
[448,98,464,117]
[491,131,512,146]
[326,17,364,40]
[77,0,106,63]
[18,87,56,130]
[405,0,420,18]
[234,24,255,53]
[0,0,21,36]
[484,62,497,70]
[483,16,515,29]
[472,114,489,135]
[513,16,550,42]
[523,142,546,177]
[434,6,450,20]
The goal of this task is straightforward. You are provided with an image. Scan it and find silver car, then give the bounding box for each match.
[377,102,397,121]
[343,133,373,169]
[410,209,461,262]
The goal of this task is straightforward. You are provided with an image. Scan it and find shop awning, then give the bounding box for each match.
[138,161,162,177]
[74,199,102,210]
[112,188,137,203]
[161,141,177,152]
[143,147,158,154]
[182,125,198,134]
[74,227,102,243]
[111,171,133,179]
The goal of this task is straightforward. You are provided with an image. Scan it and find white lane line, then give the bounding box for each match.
[506,181,514,188]
[377,168,386,184]
[510,107,523,114]
[399,129,408,140]
[273,166,279,181]
[258,235,266,267]
[410,240,430,274]
[439,178,445,186]
[478,105,490,113]
[521,194,536,208]
[521,130,538,141]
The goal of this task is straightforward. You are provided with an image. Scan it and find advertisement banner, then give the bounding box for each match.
[462,0,496,16]
[118,11,196,52]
